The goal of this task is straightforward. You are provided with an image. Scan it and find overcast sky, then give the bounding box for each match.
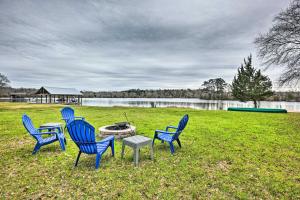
[0,0,291,91]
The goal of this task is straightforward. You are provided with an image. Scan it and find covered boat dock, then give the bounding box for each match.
[35,87,83,105]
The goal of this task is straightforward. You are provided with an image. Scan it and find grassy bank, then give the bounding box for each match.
[0,103,299,199]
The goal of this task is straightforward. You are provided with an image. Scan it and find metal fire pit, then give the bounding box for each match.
[99,122,136,139]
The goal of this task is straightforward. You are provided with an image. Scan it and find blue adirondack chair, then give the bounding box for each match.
[61,107,85,126]
[66,120,115,169]
[22,114,66,154]
[152,114,189,154]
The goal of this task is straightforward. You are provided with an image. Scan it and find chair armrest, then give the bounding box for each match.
[32,131,57,136]
[61,117,84,122]
[38,127,52,131]
[38,126,62,132]
[155,130,176,134]
[74,141,96,145]
[75,116,85,120]
[97,135,114,144]
[166,125,177,131]
[38,126,59,131]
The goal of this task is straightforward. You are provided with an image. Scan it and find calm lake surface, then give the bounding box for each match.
[82,98,300,112]
[1,97,299,112]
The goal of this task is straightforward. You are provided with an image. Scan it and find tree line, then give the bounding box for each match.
[81,88,233,99]
[80,89,300,102]
[1,71,300,103]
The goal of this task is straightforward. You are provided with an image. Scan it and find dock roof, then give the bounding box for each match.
[35,87,82,96]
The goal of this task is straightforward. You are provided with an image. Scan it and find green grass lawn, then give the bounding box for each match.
[0,103,299,199]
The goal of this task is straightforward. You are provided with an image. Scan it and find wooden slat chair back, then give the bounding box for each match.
[67,120,97,154]
[174,114,189,139]
[22,114,66,154]
[67,119,115,169]
[22,115,42,142]
[61,107,75,124]
[153,114,189,154]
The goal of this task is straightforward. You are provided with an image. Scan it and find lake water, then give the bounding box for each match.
[1,97,299,112]
[82,98,300,112]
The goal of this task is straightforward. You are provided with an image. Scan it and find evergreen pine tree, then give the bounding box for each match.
[232,55,273,108]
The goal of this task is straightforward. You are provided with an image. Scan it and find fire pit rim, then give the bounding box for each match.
[98,124,136,133]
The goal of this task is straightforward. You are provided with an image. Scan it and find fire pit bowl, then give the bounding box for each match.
[99,122,136,139]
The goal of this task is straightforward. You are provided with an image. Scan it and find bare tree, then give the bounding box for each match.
[255,0,300,85]
[0,73,10,88]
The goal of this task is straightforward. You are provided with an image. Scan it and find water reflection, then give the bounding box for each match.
[82,98,300,112]
[1,97,299,112]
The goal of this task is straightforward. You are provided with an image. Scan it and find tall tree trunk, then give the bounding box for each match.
[253,100,258,108]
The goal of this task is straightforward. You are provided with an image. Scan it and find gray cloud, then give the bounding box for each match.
[0,0,290,90]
